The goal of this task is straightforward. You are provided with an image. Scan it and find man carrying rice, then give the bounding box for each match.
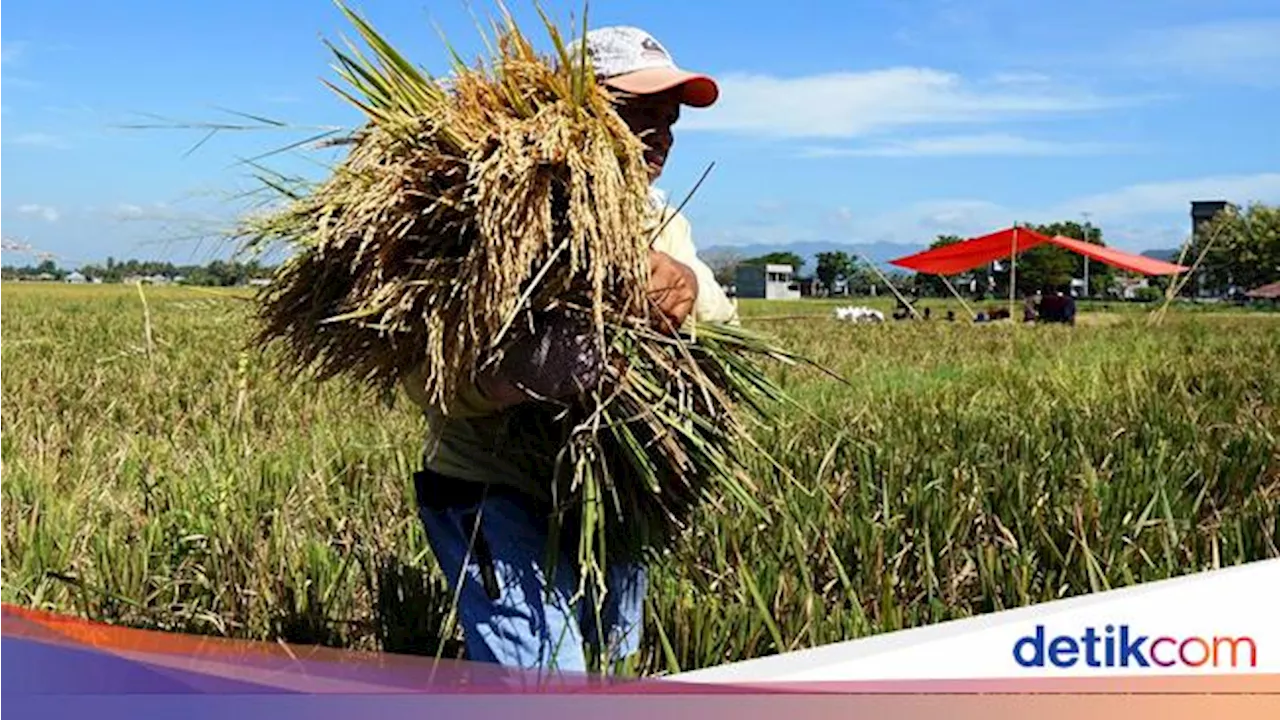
[403,27,738,672]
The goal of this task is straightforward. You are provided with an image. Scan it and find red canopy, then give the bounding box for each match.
[1043,235,1188,275]
[889,226,1189,276]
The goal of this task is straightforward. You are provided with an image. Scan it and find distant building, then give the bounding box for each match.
[1191,200,1232,238]
[1120,277,1151,300]
[735,263,801,300]
[123,274,173,285]
[65,271,87,284]
[1190,200,1237,298]
[797,277,820,297]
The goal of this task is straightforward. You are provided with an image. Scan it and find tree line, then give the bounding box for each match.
[698,205,1278,300]
[699,250,904,296]
[6,205,1273,296]
[1,257,276,286]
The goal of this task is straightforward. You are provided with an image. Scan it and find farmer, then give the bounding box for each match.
[403,27,738,673]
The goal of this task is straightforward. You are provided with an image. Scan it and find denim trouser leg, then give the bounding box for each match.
[581,563,648,664]
[417,480,646,673]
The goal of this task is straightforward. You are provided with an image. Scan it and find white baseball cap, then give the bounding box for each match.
[581,26,719,107]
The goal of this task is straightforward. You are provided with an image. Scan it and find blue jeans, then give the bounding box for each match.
[414,470,647,672]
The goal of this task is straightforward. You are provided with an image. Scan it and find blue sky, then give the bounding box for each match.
[3,0,1279,267]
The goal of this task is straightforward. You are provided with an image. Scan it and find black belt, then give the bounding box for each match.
[414,467,501,601]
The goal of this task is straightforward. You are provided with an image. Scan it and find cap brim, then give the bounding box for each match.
[603,67,719,107]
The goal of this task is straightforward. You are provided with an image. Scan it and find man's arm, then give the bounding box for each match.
[404,225,710,415]
[650,210,739,325]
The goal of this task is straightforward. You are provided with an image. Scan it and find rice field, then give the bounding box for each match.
[2,283,1277,674]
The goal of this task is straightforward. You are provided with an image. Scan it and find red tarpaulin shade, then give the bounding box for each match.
[889,227,1052,275]
[1043,235,1189,275]
[889,226,1190,276]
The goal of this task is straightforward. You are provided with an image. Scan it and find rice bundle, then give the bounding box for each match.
[243,4,805,593]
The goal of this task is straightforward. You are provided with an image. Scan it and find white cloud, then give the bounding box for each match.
[877,174,1280,247]
[679,67,1133,139]
[0,41,23,64]
[847,199,1013,244]
[703,173,1280,253]
[17,204,60,222]
[112,203,147,219]
[101,201,227,229]
[7,132,71,149]
[1121,19,1280,87]
[990,71,1053,86]
[799,133,1132,158]
[106,202,185,221]
[1049,172,1280,220]
[845,174,1280,246]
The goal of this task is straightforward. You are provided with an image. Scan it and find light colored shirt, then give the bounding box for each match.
[403,198,737,498]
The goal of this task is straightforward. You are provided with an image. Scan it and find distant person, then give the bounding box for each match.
[1023,294,1038,323]
[946,310,956,322]
[1063,290,1077,326]
[923,307,932,320]
[1038,288,1074,325]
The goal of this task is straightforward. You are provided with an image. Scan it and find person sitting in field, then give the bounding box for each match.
[1038,287,1076,325]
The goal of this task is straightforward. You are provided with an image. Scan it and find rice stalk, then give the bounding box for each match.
[239,0,809,626]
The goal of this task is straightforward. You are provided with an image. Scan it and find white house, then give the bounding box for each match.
[734,263,801,300]
[65,271,87,284]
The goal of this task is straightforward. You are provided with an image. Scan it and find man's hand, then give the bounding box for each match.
[478,312,604,410]
[648,250,698,332]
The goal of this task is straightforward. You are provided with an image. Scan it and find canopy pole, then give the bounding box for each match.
[939,274,977,320]
[855,251,923,321]
[1009,225,1018,319]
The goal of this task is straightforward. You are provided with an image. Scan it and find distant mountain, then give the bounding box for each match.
[700,240,926,275]
[1140,248,1182,262]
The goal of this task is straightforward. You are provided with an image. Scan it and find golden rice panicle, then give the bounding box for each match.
[247,3,653,410]
[243,2,805,584]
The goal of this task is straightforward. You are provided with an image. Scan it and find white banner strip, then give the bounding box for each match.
[671,560,1280,682]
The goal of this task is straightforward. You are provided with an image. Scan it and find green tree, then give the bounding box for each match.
[1183,202,1280,296]
[35,260,66,279]
[844,257,880,295]
[1032,220,1115,297]
[999,244,1075,296]
[986,221,1114,297]
[741,252,804,274]
[815,251,852,294]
